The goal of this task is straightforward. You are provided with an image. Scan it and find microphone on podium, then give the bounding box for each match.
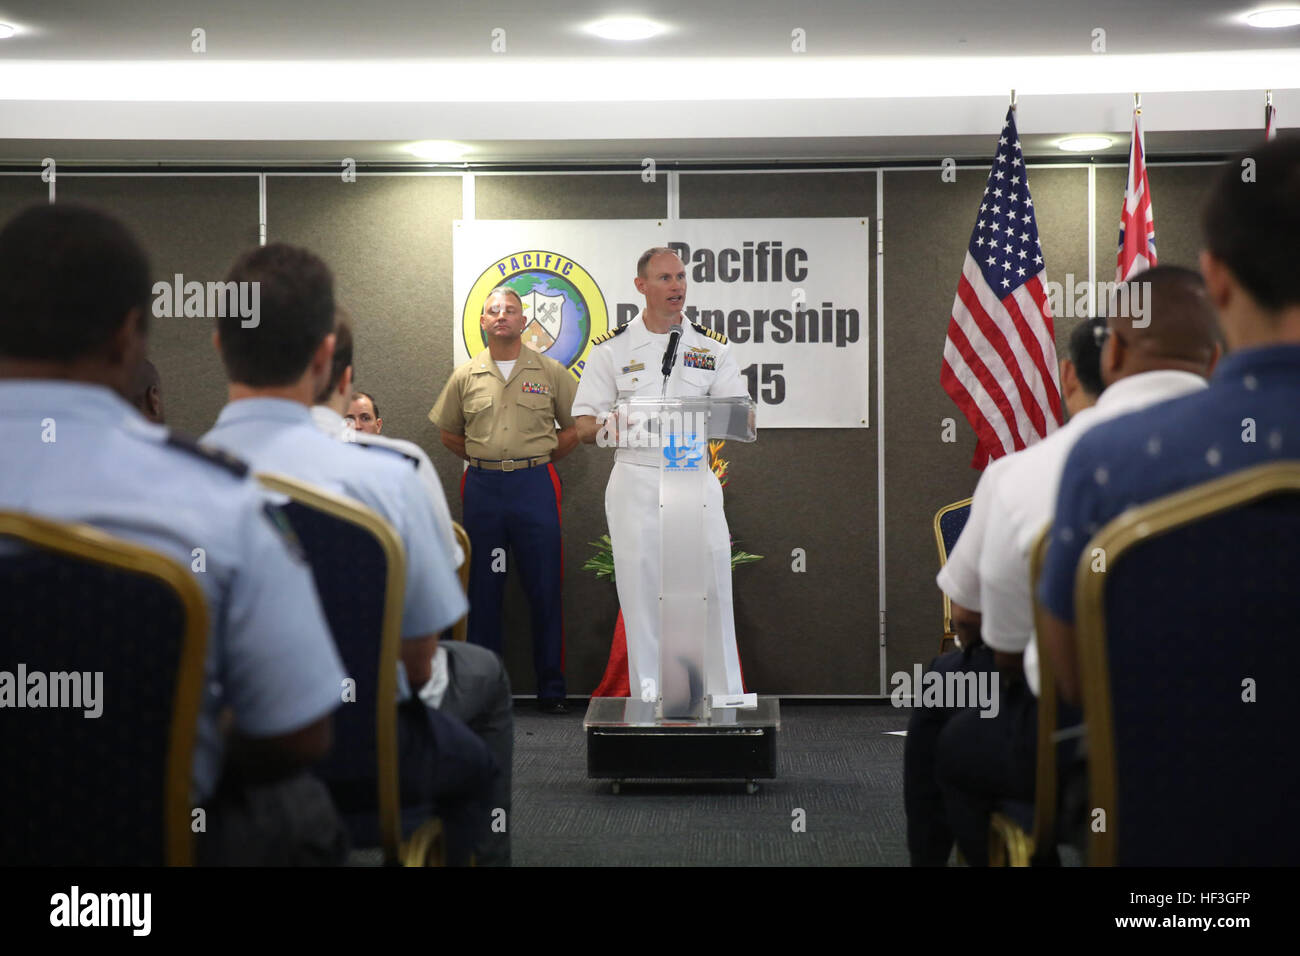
[661,322,683,392]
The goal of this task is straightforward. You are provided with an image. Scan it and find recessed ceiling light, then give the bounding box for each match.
[403,140,471,161]
[1244,7,1300,27]
[1057,136,1113,152]
[585,17,664,41]
[0,24,17,39]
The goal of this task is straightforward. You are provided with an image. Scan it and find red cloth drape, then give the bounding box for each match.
[590,608,747,697]
[592,609,630,697]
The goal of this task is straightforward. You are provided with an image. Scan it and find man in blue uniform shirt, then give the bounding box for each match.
[202,242,497,864]
[1040,137,1300,705]
[313,313,515,866]
[0,203,348,864]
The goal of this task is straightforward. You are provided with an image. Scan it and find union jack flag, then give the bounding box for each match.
[941,107,1063,470]
[1117,108,1157,281]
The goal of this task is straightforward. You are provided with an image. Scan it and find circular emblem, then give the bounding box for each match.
[461,251,608,379]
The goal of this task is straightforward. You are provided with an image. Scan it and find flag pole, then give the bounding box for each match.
[1010,89,1017,112]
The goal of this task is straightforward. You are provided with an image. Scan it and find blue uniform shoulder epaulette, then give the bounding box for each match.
[165,432,249,478]
[692,322,727,345]
[356,442,420,469]
[591,324,630,346]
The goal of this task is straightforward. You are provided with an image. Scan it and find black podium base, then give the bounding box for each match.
[584,697,779,792]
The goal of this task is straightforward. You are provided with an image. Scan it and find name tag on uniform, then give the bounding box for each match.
[683,349,716,371]
[522,381,551,395]
[621,361,645,374]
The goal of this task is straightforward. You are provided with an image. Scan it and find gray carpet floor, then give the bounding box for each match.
[510,701,913,866]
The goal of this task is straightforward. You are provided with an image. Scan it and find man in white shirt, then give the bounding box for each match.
[905,312,1110,865]
[572,247,748,703]
[936,266,1222,865]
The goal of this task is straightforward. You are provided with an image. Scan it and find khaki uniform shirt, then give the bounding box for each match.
[430,344,578,461]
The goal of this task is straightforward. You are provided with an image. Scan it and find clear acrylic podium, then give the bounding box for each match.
[584,395,780,792]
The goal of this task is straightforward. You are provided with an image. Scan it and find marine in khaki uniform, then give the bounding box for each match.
[431,287,579,712]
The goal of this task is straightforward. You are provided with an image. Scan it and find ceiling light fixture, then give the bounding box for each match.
[584,17,663,41]
[0,24,16,39]
[1057,136,1113,151]
[403,140,471,161]
[1243,7,1300,27]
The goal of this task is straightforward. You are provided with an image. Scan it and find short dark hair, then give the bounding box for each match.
[1068,317,1108,398]
[217,243,334,386]
[0,203,152,361]
[1203,137,1300,312]
[484,286,523,311]
[314,311,353,404]
[353,390,379,422]
[637,246,680,277]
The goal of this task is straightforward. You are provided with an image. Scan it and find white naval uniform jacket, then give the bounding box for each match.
[572,311,748,698]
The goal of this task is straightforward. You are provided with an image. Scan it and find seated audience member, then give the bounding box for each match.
[0,203,348,865]
[314,321,461,565]
[348,390,382,434]
[903,312,1108,866]
[935,269,1221,865]
[313,314,515,866]
[130,357,165,424]
[201,243,497,865]
[1040,138,1300,706]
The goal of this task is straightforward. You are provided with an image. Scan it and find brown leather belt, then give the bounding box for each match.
[468,455,552,472]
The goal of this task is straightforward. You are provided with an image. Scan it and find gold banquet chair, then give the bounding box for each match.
[257,474,445,866]
[451,520,471,642]
[1074,463,1300,866]
[0,511,206,866]
[933,497,973,652]
[987,526,1069,867]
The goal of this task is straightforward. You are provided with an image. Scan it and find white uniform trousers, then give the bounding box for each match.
[605,459,744,699]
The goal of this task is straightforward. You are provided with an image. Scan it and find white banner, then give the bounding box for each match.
[451,218,870,427]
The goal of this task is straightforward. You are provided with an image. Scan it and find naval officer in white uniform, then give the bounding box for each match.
[572,246,747,701]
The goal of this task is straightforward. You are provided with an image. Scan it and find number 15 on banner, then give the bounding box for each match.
[742,363,786,405]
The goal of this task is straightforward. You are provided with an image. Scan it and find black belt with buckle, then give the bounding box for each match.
[468,456,551,472]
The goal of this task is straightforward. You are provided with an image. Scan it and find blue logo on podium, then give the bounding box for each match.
[663,433,706,470]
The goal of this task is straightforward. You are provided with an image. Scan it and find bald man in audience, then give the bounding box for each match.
[932,266,1221,865]
[904,313,1108,866]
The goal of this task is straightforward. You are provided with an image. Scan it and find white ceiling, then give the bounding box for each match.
[0,0,1293,58]
[0,1,1296,164]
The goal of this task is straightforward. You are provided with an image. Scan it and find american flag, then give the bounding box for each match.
[941,107,1062,470]
[1117,108,1157,281]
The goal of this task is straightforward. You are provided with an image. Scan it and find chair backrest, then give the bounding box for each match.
[933,497,973,640]
[1027,525,1066,855]
[0,511,206,865]
[256,473,406,862]
[451,521,470,642]
[1075,462,1300,866]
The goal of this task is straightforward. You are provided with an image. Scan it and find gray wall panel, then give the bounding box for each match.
[0,175,46,226]
[1094,163,1222,281]
[54,175,261,438]
[882,166,1088,679]
[681,172,879,694]
[477,174,665,221]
